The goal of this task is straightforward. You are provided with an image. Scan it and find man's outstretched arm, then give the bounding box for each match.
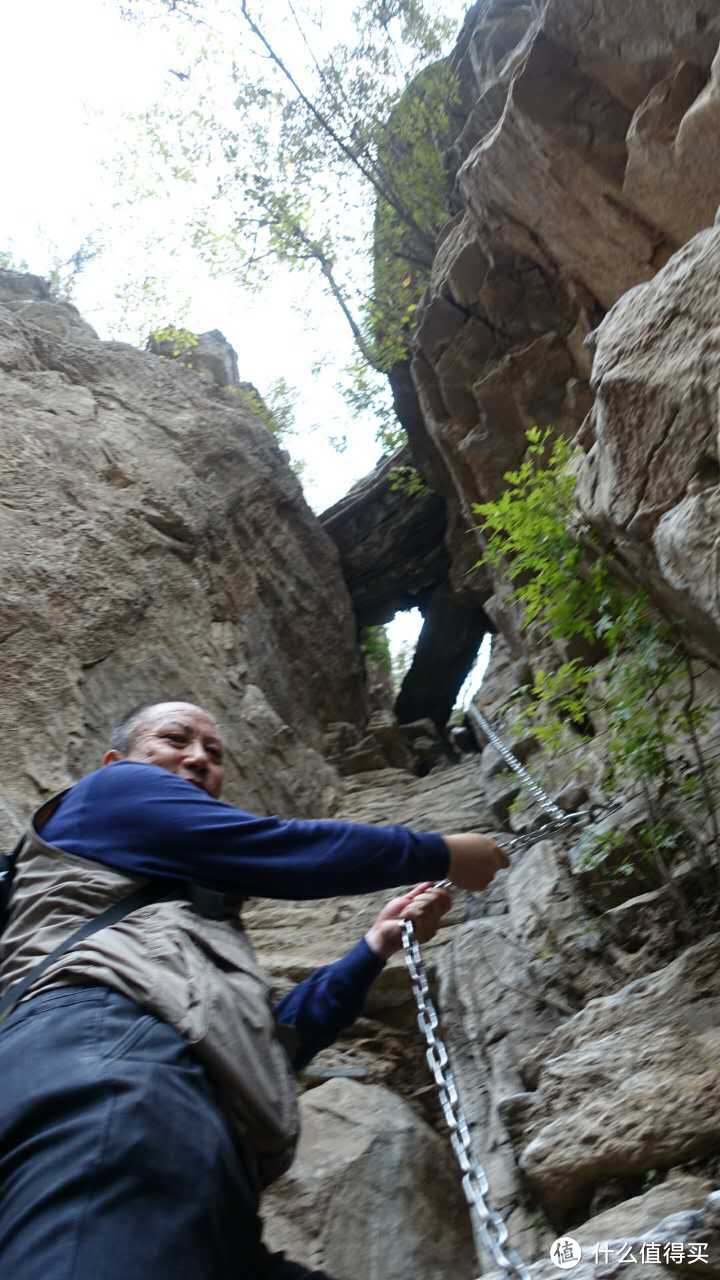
[42,761,508,899]
[275,884,452,1071]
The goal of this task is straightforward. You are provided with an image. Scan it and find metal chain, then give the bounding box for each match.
[466,706,567,823]
[401,707,612,1276]
[402,919,531,1280]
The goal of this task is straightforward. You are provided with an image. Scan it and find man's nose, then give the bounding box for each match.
[184,741,209,769]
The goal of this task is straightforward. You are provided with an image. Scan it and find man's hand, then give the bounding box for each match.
[442,833,509,891]
[365,882,452,961]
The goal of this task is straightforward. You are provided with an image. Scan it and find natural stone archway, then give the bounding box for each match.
[320,445,448,628]
[321,448,492,729]
[395,583,494,730]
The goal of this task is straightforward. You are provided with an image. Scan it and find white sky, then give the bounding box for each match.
[0,0,378,508]
[0,0,486,684]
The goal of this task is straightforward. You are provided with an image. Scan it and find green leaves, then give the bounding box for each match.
[473,426,720,896]
[475,431,601,645]
[149,324,199,357]
[388,464,428,497]
[117,0,459,453]
[230,376,298,441]
[361,624,392,673]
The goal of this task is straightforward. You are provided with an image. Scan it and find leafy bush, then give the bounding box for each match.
[474,428,720,896]
[361,625,392,676]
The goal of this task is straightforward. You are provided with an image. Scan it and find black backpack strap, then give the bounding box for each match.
[0,834,28,922]
[0,884,165,1028]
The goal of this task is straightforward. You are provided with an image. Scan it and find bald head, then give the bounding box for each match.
[103,701,225,798]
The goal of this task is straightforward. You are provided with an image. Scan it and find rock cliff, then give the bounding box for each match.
[410,0,720,650]
[0,269,365,840]
[272,2,720,1276]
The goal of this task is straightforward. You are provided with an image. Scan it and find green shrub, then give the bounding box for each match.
[474,428,720,895]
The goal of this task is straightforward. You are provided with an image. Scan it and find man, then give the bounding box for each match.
[0,700,508,1279]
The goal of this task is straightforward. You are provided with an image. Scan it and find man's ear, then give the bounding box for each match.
[101,749,124,767]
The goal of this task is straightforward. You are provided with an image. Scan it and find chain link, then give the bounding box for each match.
[402,920,531,1280]
[466,706,567,823]
[401,707,614,1276]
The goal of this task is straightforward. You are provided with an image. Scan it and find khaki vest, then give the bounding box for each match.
[0,794,299,1188]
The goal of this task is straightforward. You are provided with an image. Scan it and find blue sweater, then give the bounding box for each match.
[41,761,449,1069]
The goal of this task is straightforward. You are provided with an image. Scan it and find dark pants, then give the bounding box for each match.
[0,986,334,1280]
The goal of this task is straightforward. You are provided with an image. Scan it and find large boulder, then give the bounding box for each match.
[0,271,365,838]
[517,935,720,1219]
[576,224,720,652]
[262,1079,476,1280]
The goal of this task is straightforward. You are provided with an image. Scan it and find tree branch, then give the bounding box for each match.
[240,1,436,256]
[291,223,380,370]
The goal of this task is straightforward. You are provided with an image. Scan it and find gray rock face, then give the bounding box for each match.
[576,226,720,650]
[483,1180,720,1279]
[263,1079,475,1280]
[321,445,448,628]
[408,0,720,658]
[0,271,365,837]
[517,935,720,1218]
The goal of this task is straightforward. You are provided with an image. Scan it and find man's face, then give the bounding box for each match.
[119,702,225,799]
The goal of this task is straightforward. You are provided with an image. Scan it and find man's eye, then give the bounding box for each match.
[165,734,186,745]
[207,747,223,762]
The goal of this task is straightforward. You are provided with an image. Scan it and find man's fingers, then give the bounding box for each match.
[404,886,452,927]
[404,880,436,901]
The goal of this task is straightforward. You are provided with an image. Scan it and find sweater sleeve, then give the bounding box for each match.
[274,939,386,1071]
[40,761,449,899]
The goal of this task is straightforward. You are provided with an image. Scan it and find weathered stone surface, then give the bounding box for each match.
[262,1079,475,1280]
[408,0,720,664]
[0,270,99,345]
[323,713,455,778]
[0,271,365,839]
[483,1179,719,1278]
[576,226,720,651]
[321,445,448,628]
[517,936,720,1218]
[573,1173,712,1246]
[437,913,562,1265]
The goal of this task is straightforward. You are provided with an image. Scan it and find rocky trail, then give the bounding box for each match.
[258,694,720,1278]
